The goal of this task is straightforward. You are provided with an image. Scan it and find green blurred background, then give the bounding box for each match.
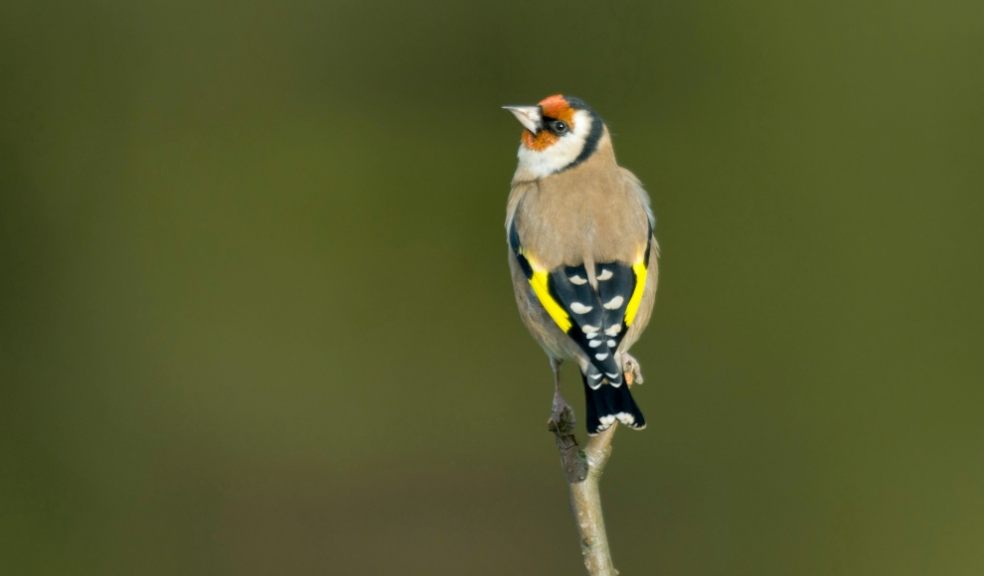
[2,0,983,574]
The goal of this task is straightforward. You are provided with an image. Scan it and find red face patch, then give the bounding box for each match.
[538,94,575,124]
[519,94,575,150]
[522,129,559,150]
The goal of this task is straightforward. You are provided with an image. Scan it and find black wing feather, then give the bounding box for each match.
[509,219,651,388]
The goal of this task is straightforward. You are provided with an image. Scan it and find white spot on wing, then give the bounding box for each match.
[597,269,614,281]
[589,340,602,348]
[570,302,593,314]
[595,353,609,361]
[607,340,617,347]
[568,274,587,285]
[605,325,622,336]
[603,296,624,310]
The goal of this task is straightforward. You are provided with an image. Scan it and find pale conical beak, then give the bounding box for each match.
[502,105,541,134]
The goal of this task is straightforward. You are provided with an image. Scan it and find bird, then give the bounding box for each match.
[504,94,659,435]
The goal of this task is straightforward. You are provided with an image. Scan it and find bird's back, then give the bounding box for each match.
[507,152,651,276]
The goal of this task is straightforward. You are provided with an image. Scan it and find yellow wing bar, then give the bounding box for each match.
[524,253,573,333]
[525,253,647,334]
[625,259,647,326]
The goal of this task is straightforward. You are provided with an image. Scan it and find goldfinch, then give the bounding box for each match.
[504,94,659,435]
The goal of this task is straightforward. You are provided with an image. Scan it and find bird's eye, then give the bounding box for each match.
[551,121,568,134]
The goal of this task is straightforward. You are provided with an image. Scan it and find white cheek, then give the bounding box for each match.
[516,143,578,178]
[515,110,594,179]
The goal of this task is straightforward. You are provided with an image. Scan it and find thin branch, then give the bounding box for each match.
[549,406,621,576]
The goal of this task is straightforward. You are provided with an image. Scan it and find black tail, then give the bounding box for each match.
[583,374,646,435]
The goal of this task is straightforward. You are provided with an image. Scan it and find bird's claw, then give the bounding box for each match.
[547,389,587,483]
[623,353,644,386]
[548,394,577,436]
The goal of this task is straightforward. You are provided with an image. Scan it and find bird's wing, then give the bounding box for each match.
[620,167,656,234]
[509,219,653,388]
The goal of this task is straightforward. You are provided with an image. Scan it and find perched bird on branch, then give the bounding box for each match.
[504,94,659,435]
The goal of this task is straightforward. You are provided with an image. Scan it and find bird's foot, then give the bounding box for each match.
[547,390,587,483]
[623,353,644,386]
[547,390,577,436]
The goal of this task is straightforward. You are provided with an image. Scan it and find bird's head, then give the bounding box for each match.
[504,94,607,179]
